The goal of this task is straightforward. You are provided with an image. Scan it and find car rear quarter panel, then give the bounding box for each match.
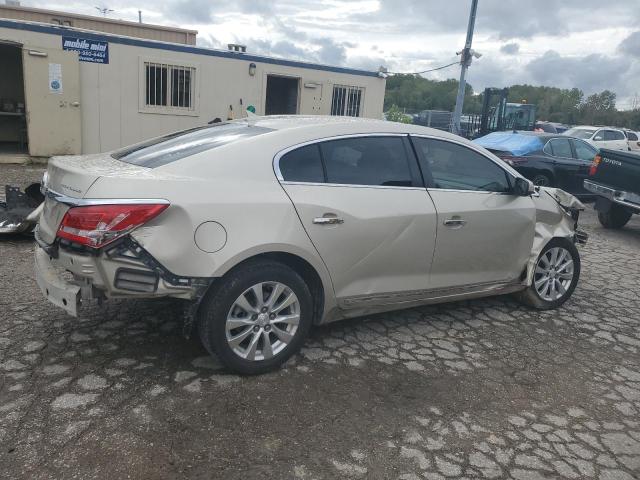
[84,139,337,318]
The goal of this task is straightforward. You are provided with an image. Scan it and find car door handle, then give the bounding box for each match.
[313,216,344,225]
[443,218,466,228]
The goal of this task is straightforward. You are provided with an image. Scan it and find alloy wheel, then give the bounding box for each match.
[225,282,300,361]
[534,246,574,302]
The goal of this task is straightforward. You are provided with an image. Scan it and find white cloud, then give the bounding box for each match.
[23,0,640,105]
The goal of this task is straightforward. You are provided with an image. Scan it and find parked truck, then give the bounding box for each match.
[584,148,640,229]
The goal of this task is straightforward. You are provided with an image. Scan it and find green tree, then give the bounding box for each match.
[385,104,413,123]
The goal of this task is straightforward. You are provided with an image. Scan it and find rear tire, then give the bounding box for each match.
[598,204,632,229]
[515,238,580,310]
[198,260,313,375]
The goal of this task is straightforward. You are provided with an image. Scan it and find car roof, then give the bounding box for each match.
[570,125,623,131]
[503,131,565,141]
[226,115,464,140]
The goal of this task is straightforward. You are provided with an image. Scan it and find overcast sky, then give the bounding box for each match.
[26,0,640,108]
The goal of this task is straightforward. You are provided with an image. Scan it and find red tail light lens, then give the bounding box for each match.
[588,154,602,176]
[57,203,169,248]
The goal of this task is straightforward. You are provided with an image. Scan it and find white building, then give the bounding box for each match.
[0,7,386,158]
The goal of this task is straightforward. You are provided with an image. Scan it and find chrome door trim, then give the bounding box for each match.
[46,189,170,207]
[273,132,410,183]
[281,181,425,191]
[426,187,494,194]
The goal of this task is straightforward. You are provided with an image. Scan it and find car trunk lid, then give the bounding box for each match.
[38,153,150,244]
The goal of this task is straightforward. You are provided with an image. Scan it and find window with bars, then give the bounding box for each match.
[330,85,364,117]
[144,62,196,110]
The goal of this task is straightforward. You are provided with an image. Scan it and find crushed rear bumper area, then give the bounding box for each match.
[35,247,81,316]
[34,233,202,316]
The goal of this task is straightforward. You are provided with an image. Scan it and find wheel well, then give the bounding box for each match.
[535,170,555,183]
[219,252,325,324]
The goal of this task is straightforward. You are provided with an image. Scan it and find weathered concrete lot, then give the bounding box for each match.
[1,164,640,480]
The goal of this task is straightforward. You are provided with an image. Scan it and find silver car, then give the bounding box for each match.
[35,116,587,374]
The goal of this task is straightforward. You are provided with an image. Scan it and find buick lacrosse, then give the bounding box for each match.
[35,116,587,374]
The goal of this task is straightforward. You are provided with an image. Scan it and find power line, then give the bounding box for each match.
[388,61,459,76]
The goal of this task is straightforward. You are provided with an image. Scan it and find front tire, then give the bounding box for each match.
[198,260,313,375]
[532,173,552,187]
[516,238,580,310]
[598,204,632,229]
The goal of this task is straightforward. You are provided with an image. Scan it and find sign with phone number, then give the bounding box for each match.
[62,36,109,64]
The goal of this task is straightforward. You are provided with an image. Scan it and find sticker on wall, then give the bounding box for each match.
[48,63,63,94]
[62,36,109,64]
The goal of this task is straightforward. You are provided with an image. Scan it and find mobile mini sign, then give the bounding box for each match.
[62,36,109,64]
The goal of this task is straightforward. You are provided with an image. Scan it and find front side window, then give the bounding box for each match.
[279,144,325,183]
[330,85,364,117]
[593,130,605,141]
[145,62,196,110]
[573,139,597,162]
[319,136,414,187]
[413,138,511,193]
[547,138,572,158]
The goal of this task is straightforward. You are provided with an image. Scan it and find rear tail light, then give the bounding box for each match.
[588,154,602,176]
[57,203,169,248]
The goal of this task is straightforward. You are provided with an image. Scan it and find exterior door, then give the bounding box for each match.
[276,135,437,306]
[603,129,628,151]
[412,136,536,289]
[543,137,584,193]
[22,47,81,156]
[570,138,598,194]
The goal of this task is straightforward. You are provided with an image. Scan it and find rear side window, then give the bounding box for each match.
[279,144,325,183]
[113,122,273,168]
[319,137,414,187]
[604,130,625,141]
[573,140,597,162]
[413,138,511,193]
[627,132,639,141]
[547,138,572,158]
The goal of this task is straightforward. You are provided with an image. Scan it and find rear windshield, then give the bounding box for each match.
[565,128,596,140]
[113,122,274,168]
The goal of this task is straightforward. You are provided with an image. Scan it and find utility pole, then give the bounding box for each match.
[451,0,479,136]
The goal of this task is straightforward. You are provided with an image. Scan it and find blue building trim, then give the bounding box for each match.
[0,19,380,78]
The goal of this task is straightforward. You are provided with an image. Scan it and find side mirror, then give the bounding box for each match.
[513,177,534,196]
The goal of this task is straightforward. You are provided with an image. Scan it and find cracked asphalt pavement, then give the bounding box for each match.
[1,164,640,479]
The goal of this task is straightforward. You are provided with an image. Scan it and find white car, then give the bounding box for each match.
[624,130,640,152]
[35,116,587,374]
[564,126,629,151]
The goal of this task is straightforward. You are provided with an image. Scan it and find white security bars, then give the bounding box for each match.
[331,85,364,117]
[145,62,196,110]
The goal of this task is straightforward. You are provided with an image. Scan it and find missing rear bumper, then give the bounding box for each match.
[35,247,81,316]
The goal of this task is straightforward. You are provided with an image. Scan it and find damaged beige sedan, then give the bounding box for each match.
[34,116,587,374]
